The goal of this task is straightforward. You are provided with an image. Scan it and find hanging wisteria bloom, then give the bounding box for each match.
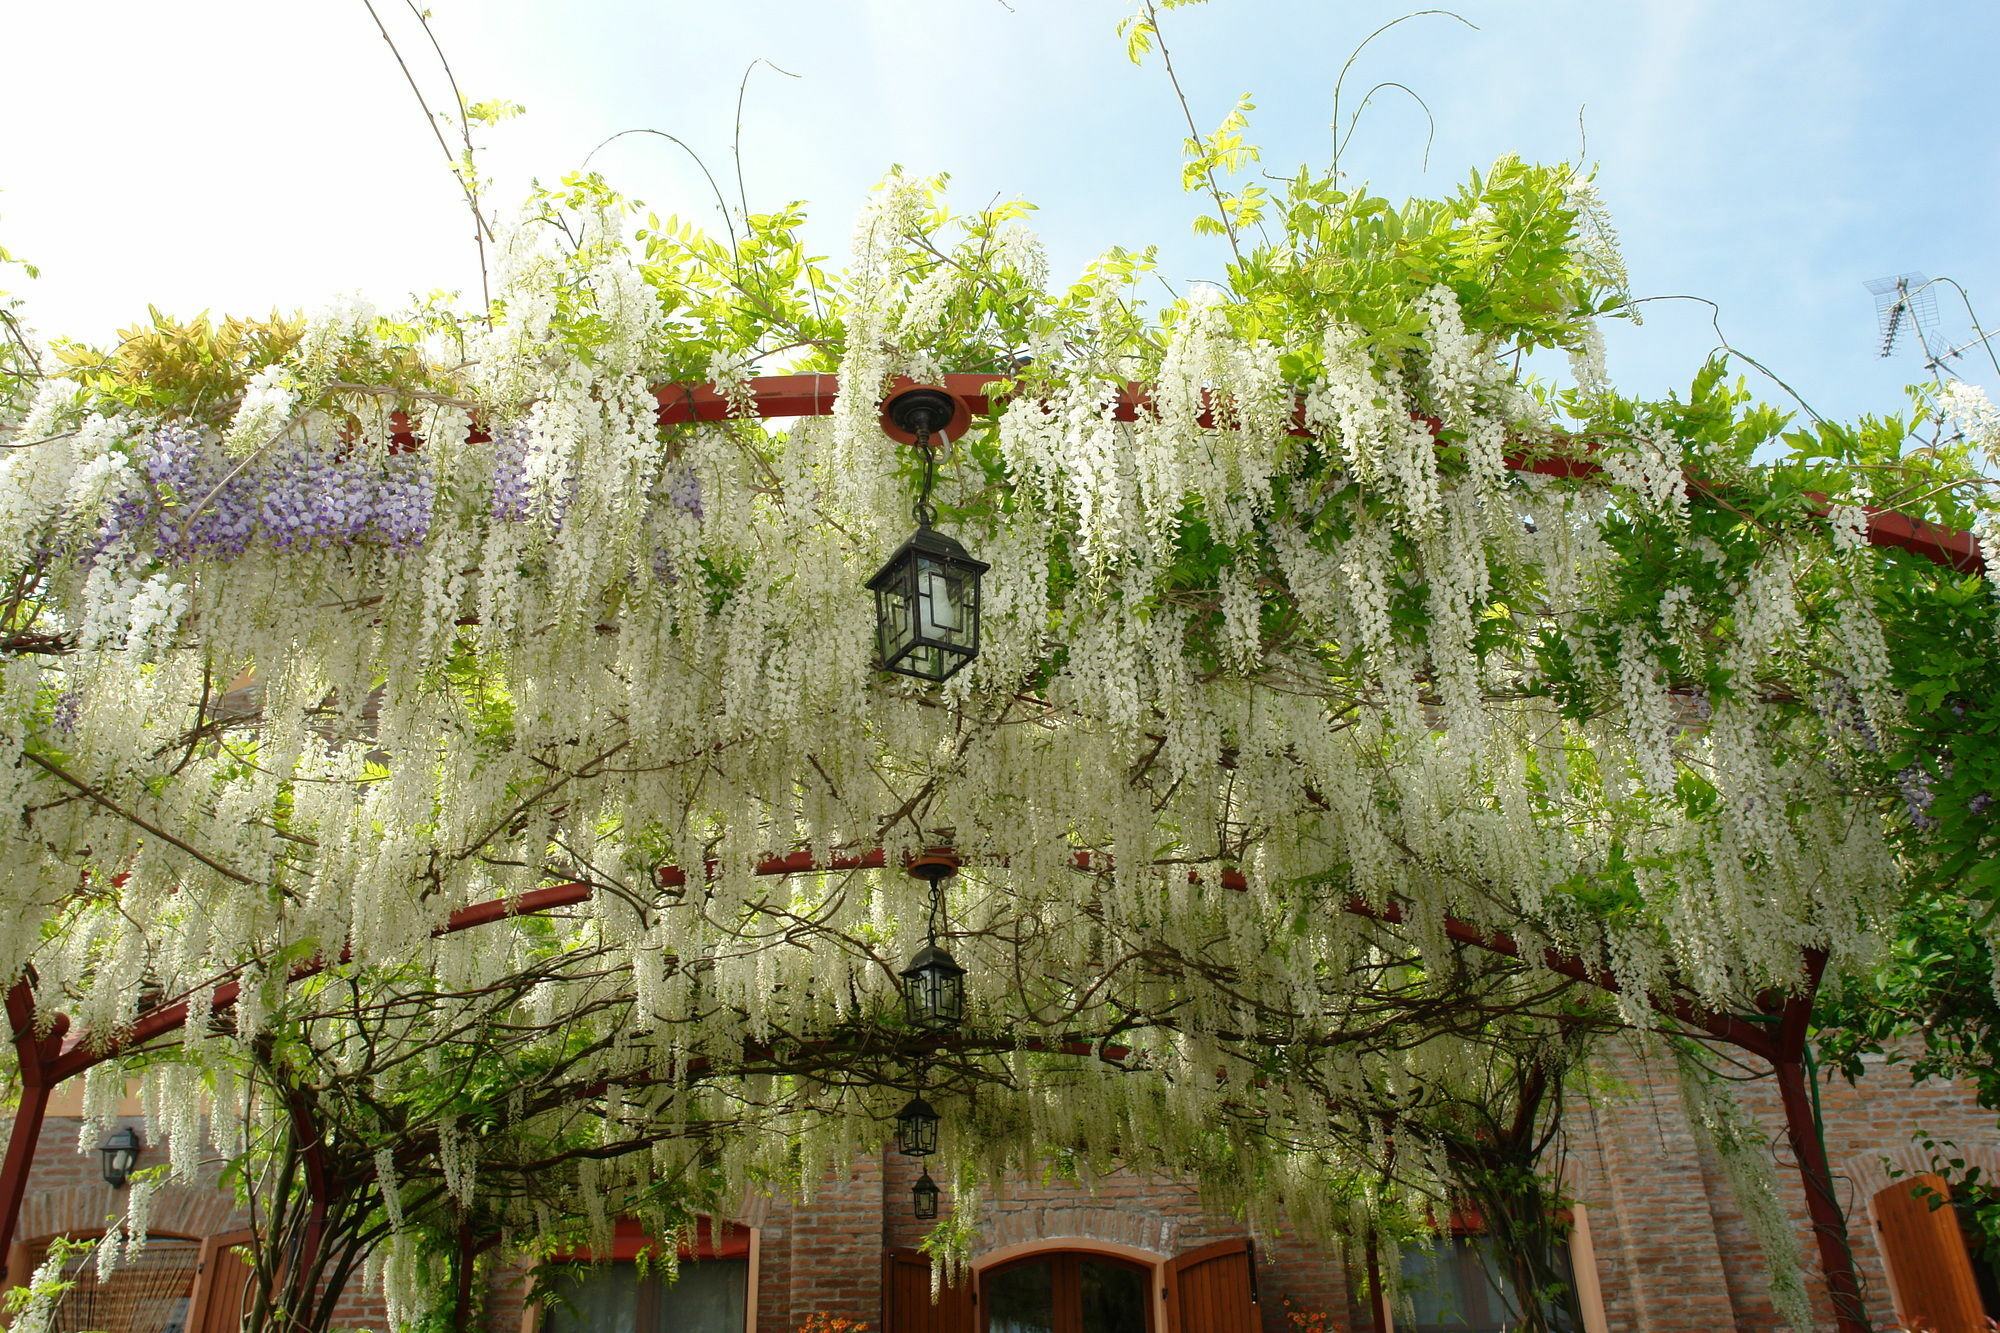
[0,147,1986,1333]
[110,421,435,559]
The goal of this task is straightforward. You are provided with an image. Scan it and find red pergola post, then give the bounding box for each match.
[1,980,62,1282]
[0,854,1880,1324]
[1768,964,1872,1333]
[281,1084,333,1298]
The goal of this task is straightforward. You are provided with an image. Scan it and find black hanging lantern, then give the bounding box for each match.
[100,1126,140,1189]
[869,387,987,683]
[901,942,967,1032]
[902,853,966,1032]
[912,1169,942,1220]
[895,1096,941,1157]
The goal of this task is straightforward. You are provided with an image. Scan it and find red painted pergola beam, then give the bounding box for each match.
[22,847,1785,1090]
[389,371,1984,575]
[0,982,64,1281]
[74,850,896,1083]
[0,846,1854,1313]
[641,373,1986,575]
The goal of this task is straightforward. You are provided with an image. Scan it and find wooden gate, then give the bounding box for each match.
[1163,1239,1258,1333]
[883,1246,975,1333]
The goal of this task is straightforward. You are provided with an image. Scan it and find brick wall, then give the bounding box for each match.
[5,1113,246,1246]
[761,1155,885,1333]
[1567,1043,1750,1331]
[6,1045,1995,1333]
[1568,1037,2000,1333]
[0,1111,388,1331]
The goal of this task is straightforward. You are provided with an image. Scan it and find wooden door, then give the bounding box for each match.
[14,1233,202,1333]
[1875,1176,1986,1333]
[884,1246,975,1333]
[977,1251,1152,1333]
[185,1230,255,1333]
[1163,1239,1257,1333]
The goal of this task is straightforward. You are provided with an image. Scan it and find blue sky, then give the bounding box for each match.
[3,0,1995,424]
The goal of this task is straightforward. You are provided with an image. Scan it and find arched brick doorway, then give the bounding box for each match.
[19,1230,203,1333]
[884,1238,1256,1333]
[981,1247,1152,1333]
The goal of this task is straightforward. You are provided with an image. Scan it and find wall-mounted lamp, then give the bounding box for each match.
[100,1126,141,1189]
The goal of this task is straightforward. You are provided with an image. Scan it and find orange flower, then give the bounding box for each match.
[1278,1294,1330,1332]
[797,1316,871,1333]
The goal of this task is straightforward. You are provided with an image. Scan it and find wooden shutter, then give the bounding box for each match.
[882,1246,974,1333]
[185,1229,255,1333]
[1164,1238,1258,1333]
[1873,1175,1986,1333]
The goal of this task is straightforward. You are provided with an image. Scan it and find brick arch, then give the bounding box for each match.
[17,1181,246,1249]
[1838,1138,2000,1202]
[973,1205,1179,1261]
[969,1233,1174,1333]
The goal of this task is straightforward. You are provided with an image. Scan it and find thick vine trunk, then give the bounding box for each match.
[1773,1054,1872,1332]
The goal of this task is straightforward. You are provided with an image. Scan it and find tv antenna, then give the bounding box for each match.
[1864,272,1938,359]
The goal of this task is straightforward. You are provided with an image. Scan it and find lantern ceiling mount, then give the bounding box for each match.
[868,386,987,683]
[879,380,971,446]
[906,847,959,885]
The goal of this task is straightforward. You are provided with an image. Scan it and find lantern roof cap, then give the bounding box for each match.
[867,524,989,590]
[902,943,966,978]
[896,1095,939,1118]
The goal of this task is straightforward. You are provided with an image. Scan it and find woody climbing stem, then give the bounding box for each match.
[2,855,1871,1330]
[2,152,1990,1333]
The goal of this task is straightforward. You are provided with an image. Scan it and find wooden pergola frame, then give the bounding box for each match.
[7,370,1975,1330]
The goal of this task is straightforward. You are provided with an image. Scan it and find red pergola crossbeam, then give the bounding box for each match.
[380,373,1984,573]
[0,846,1827,1292]
[637,373,1987,574]
[26,846,1749,1086]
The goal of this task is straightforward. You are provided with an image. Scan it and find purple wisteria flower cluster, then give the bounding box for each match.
[94,424,707,566]
[489,425,532,522]
[664,460,702,520]
[112,423,436,559]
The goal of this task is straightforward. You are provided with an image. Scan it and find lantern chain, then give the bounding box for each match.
[913,423,939,530]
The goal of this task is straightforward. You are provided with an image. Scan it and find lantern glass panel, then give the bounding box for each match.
[902,945,966,1032]
[868,528,987,683]
[895,1097,940,1157]
[874,561,918,665]
[916,551,974,647]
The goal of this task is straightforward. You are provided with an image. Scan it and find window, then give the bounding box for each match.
[539,1219,753,1333]
[982,1252,1151,1333]
[543,1258,749,1333]
[27,1233,202,1333]
[1398,1234,1579,1333]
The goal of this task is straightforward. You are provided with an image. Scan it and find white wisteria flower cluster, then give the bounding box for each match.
[0,164,1941,1319]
